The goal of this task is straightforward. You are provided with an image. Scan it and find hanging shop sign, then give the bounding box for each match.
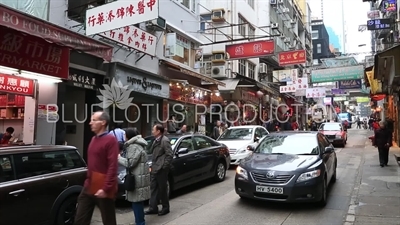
[225,40,274,60]
[381,0,396,13]
[331,89,347,95]
[67,68,102,90]
[320,57,358,68]
[311,65,364,83]
[338,79,362,89]
[278,50,306,66]
[280,85,296,93]
[306,88,326,98]
[0,73,35,96]
[85,0,159,35]
[367,19,392,30]
[272,69,298,83]
[100,26,157,56]
[0,27,70,79]
[114,67,169,98]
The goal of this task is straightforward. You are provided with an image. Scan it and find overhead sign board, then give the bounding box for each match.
[320,57,358,68]
[367,19,392,30]
[338,79,362,89]
[311,65,364,83]
[85,0,159,35]
[278,50,306,66]
[225,40,275,60]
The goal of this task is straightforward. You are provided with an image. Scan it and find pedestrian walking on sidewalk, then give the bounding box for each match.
[373,121,392,167]
[74,111,119,225]
[118,128,150,225]
[146,124,173,216]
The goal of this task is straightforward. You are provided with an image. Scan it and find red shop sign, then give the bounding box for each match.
[225,40,275,60]
[0,27,69,79]
[0,73,35,96]
[278,50,306,66]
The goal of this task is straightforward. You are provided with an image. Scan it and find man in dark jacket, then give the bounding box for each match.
[146,124,173,216]
[373,121,392,167]
[211,120,221,139]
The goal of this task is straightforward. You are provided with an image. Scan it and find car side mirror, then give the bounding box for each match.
[176,148,189,155]
[325,146,334,153]
[247,145,255,151]
[254,137,260,142]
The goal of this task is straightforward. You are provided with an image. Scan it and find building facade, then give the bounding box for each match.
[311,19,334,65]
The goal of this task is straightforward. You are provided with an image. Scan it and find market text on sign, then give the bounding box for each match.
[87,0,157,28]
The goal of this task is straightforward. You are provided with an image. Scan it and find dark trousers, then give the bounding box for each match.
[73,191,117,225]
[149,169,169,211]
[378,146,390,165]
[132,201,145,225]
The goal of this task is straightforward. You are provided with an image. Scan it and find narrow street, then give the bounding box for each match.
[91,129,400,225]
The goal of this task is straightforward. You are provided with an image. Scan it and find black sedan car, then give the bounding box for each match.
[118,133,230,198]
[235,131,337,206]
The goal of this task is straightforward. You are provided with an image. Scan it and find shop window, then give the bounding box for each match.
[248,0,255,9]
[170,33,196,67]
[5,0,48,20]
[199,14,212,33]
[248,61,256,80]
[178,0,196,12]
[317,44,322,53]
[238,15,247,37]
[238,59,247,76]
[248,25,256,40]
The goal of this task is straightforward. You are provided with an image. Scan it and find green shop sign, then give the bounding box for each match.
[311,65,364,83]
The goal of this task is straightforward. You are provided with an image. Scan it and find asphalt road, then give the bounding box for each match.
[91,128,369,225]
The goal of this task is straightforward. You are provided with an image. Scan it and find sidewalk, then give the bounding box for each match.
[344,141,400,225]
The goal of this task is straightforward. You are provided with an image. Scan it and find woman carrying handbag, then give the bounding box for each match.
[118,128,151,225]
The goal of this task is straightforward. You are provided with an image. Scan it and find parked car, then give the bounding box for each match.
[117,133,230,198]
[0,145,87,225]
[217,125,269,165]
[235,131,337,206]
[318,122,347,147]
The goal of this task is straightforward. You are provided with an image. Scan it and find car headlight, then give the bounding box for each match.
[296,169,321,183]
[335,135,341,139]
[236,166,248,180]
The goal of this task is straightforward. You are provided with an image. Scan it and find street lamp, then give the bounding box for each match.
[256,90,264,125]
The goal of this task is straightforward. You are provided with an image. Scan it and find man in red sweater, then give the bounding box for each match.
[74,111,119,225]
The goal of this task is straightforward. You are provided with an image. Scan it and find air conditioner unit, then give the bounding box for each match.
[280,33,285,38]
[212,53,226,62]
[290,19,296,24]
[271,23,279,29]
[278,0,284,4]
[284,37,290,43]
[305,69,311,74]
[282,8,289,13]
[145,17,166,31]
[200,62,212,75]
[211,66,226,78]
[259,63,267,74]
[211,9,225,22]
[270,0,277,4]
[289,45,295,49]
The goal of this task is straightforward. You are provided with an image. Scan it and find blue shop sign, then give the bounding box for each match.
[338,79,362,89]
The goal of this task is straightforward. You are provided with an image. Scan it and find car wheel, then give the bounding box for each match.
[317,177,327,207]
[56,195,78,225]
[214,161,226,182]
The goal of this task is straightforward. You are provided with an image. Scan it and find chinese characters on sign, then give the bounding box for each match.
[306,88,326,98]
[0,27,69,79]
[0,73,35,96]
[278,50,306,66]
[100,26,156,56]
[272,69,298,83]
[85,0,159,35]
[367,19,391,30]
[279,85,296,93]
[295,78,308,90]
[225,40,275,60]
[68,71,97,90]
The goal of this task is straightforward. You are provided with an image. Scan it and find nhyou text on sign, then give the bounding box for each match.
[0,74,35,96]
[100,26,156,56]
[306,88,326,98]
[0,27,69,79]
[278,50,306,66]
[225,40,274,60]
[85,0,159,35]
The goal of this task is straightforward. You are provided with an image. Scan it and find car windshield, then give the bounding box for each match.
[255,135,319,155]
[319,124,341,131]
[144,137,178,154]
[218,128,253,140]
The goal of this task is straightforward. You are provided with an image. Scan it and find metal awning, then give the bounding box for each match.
[218,79,239,92]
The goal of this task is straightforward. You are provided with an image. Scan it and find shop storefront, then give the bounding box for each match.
[112,64,170,136]
[0,4,113,145]
[55,68,104,156]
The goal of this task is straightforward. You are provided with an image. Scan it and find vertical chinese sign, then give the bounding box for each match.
[278,50,306,66]
[0,73,35,96]
[85,0,159,35]
[0,27,70,79]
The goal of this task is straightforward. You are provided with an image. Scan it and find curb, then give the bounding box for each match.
[342,139,367,225]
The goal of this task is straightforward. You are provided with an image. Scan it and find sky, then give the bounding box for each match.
[308,0,372,61]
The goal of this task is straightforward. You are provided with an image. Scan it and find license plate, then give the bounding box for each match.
[256,186,284,194]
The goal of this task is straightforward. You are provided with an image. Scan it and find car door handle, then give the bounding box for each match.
[9,189,25,196]
[194,154,201,158]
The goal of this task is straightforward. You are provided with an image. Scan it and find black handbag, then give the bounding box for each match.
[123,159,135,191]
